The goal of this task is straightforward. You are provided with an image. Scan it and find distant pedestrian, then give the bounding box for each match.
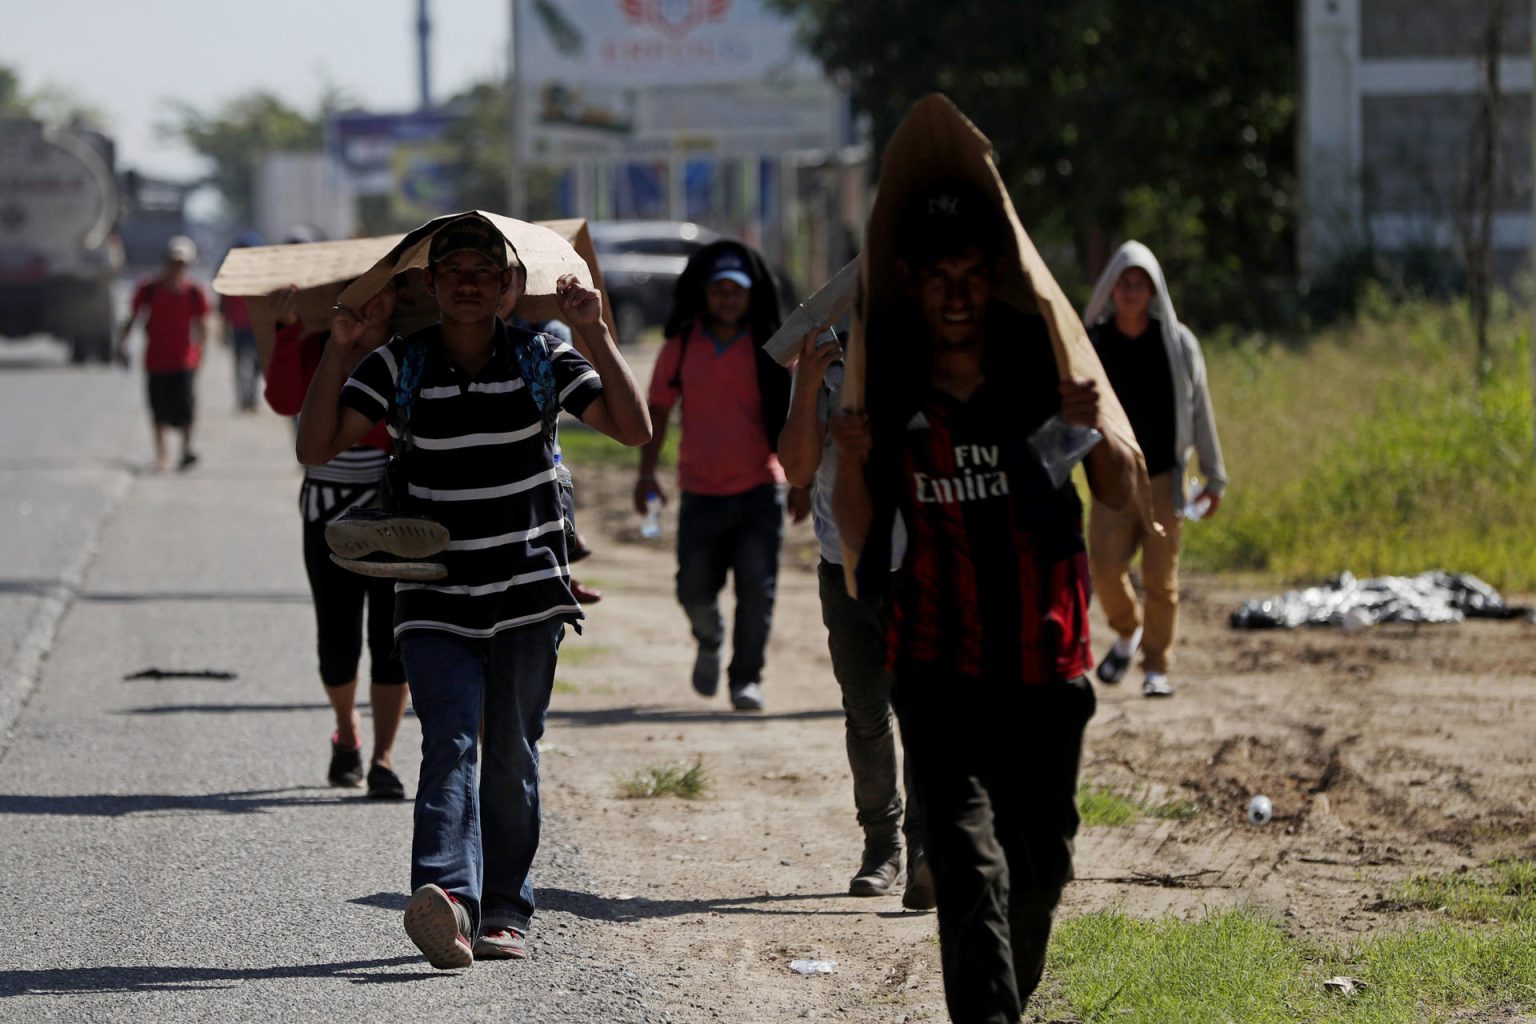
[296,213,650,969]
[1082,241,1227,698]
[635,242,792,711]
[117,235,208,472]
[263,279,410,800]
[223,232,265,412]
[779,325,931,908]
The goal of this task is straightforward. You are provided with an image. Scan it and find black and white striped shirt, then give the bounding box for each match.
[341,320,603,640]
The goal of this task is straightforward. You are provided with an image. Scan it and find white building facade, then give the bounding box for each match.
[1301,0,1532,280]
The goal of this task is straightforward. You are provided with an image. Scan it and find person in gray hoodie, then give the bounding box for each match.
[1082,241,1227,697]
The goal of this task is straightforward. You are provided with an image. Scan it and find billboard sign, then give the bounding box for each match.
[516,0,842,160]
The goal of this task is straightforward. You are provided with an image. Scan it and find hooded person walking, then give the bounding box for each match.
[1082,241,1228,698]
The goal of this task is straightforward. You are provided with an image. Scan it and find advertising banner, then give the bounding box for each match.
[516,0,841,160]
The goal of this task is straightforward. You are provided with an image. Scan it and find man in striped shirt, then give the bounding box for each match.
[296,213,650,969]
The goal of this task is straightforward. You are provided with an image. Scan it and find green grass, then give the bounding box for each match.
[1077,784,1144,827]
[1035,861,1536,1023]
[551,678,579,695]
[616,757,711,799]
[559,420,679,468]
[1077,782,1201,827]
[1183,291,1536,590]
[556,644,610,668]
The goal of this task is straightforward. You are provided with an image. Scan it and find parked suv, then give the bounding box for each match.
[589,220,721,344]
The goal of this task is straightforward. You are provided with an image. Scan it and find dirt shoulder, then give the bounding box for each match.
[537,436,1536,1023]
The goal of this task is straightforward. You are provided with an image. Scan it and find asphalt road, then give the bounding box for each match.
[0,340,675,1023]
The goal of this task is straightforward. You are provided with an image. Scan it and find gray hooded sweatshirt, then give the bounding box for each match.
[1083,240,1228,509]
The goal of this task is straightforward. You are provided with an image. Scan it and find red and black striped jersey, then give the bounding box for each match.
[887,323,1093,684]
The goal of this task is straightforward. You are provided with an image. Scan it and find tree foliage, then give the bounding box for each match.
[159,91,330,224]
[0,64,104,129]
[773,0,1296,326]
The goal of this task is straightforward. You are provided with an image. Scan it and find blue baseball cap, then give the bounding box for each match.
[708,251,752,289]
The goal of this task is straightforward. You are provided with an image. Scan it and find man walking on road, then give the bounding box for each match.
[295,213,650,969]
[833,180,1139,1021]
[1082,241,1227,698]
[117,235,209,472]
[779,325,931,908]
[635,242,792,712]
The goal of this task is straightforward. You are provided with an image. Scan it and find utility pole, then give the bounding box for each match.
[417,0,433,110]
[506,0,525,215]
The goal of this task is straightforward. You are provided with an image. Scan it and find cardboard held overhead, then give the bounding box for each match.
[212,235,403,370]
[210,215,621,370]
[841,92,1158,583]
[334,210,620,346]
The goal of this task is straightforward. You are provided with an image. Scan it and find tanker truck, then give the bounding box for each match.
[0,119,121,363]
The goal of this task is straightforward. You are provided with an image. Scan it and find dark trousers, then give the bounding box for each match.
[817,560,922,849]
[894,674,1096,1024]
[302,517,404,686]
[675,484,784,687]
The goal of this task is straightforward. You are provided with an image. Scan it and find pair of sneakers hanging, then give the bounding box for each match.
[326,508,450,581]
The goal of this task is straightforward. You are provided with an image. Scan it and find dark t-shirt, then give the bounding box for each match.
[1090,319,1176,477]
[888,313,1093,685]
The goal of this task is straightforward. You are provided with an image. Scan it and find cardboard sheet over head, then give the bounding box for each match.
[333,211,619,345]
[838,93,1159,583]
[211,215,621,369]
[212,235,403,371]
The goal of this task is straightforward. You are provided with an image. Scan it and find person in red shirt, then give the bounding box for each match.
[634,243,794,712]
[117,235,210,471]
[832,182,1138,1021]
[263,279,411,800]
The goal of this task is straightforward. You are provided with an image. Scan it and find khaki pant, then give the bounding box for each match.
[1089,472,1182,674]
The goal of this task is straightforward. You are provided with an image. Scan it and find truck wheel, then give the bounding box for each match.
[71,334,113,365]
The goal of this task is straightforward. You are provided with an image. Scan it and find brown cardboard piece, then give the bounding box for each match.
[211,215,620,372]
[334,211,620,346]
[212,235,402,371]
[841,93,1157,584]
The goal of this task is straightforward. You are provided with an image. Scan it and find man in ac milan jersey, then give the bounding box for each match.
[832,183,1137,1022]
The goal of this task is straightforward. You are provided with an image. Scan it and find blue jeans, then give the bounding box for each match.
[399,621,563,935]
[676,484,784,687]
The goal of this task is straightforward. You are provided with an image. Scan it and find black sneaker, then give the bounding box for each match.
[902,849,936,911]
[404,884,474,970]
[328,735,364,788]
[366,763,406,800]
[1096,647,1132,685]
[849,842,902,897]
[326,509,450,560]
[329,552,447,581]
[177,451,200,472]
[692,648,721,697]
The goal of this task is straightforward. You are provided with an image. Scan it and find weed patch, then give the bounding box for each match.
[617,757,711,800]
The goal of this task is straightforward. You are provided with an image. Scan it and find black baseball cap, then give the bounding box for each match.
[895,180,1005,265]
[428,214,515,270]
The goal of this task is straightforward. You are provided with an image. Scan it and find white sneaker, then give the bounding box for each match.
[1141,672,1173,698]
[729,681,765,711]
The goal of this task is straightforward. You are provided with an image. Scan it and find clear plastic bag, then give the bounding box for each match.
[1027,414,1103,488]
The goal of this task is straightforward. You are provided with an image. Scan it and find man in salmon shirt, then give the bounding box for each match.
[117,235,210,472]
[634,243,792,712]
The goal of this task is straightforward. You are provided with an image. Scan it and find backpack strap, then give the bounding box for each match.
[390,338,427,445]
[513,329,561,439]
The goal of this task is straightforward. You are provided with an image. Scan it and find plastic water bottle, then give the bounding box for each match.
[1183,476,1211,521]
[553,450,573,489]
[640,493,663,539]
